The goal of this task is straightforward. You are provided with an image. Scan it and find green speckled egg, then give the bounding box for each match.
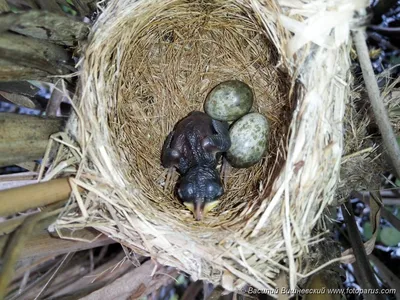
[204,80,253,122]
[226,113,269,168]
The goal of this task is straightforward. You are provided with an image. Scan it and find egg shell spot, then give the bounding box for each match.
[227,113,269,168]
[204,80,253,122]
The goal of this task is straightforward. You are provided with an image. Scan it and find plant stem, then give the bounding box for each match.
[369,25,400,33]
[0,178,71,216]
[352,30,400,178]
[342,199,384,300]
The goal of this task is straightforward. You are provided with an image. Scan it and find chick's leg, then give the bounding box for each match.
[161,131,180,168]
[202,119,231,152]
[164,167,175,191]
[160,132,178,190]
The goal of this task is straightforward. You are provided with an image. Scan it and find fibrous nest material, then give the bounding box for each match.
[338,76,400,199]
[50,0,368,292]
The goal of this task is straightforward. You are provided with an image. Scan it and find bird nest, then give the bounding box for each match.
[51,0,367,292]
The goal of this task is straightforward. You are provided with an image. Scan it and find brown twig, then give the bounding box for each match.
[181,280,204,300]
[276,271,289,300]
[7,253,77,300]
[207,286,224,300]
[359,190,400,205]
[370,192,400,232]
[48,252,129,299]
[34,252,75,299]
[367,32,399,51]
[369,254,400,300]
[80,260,178,300]
[352,30,400,178]
[355,191,400,232]
[46,81,67,117]
[14,254,60,280]
[341,199,385,300]
[14,230,115,262]
[94,245,109,266]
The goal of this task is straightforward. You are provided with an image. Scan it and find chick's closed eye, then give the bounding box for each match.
[178,182,195,200]
[206,181,223,199]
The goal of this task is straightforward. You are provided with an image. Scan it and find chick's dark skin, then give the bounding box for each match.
[161,111,231,220]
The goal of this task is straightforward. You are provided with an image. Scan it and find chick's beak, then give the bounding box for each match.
[183,200,204,221]
[194,200,204,221]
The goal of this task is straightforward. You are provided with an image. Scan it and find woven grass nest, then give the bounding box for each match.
[53,0,368,292]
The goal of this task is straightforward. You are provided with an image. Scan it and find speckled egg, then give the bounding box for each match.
[226,113,269,168]
[204,80,253,122]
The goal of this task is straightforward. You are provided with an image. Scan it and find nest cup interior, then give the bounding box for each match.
[107,1,293,228]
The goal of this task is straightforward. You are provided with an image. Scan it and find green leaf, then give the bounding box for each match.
[61,5,77,16]
[363,222,373,240]
[390,55,400,66]
[380,227,400,246]
[176,274,187,285]
[394,207,400,219]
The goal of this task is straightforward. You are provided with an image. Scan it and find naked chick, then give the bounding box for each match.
[161,111,231,220]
